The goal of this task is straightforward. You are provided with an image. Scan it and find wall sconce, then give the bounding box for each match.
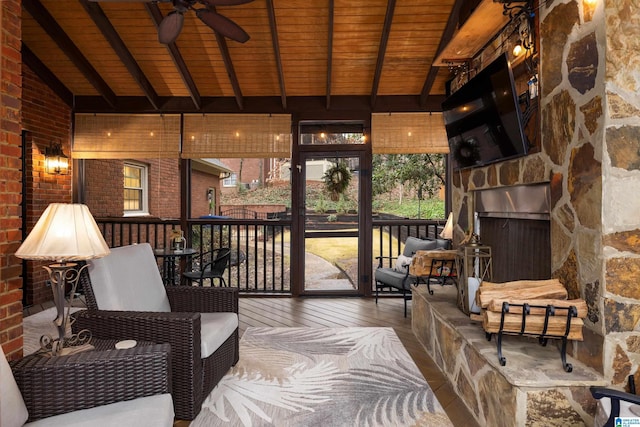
[512,42,525,57]
[45,142,69,175]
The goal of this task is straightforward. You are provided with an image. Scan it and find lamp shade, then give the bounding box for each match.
[15,203,110,262]
[439,212,454,240]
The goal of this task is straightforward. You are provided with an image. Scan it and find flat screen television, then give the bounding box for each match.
[442,53,528,170]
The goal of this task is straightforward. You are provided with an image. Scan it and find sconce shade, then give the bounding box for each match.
[440,212,454,240]
[15,203,110,262]
[45,143,69,175]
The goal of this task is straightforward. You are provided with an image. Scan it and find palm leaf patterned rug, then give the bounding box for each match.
[191,327,453,427]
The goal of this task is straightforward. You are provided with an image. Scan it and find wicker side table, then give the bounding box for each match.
[10,340,171,422]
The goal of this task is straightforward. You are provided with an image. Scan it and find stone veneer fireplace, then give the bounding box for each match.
[449,0,640,396]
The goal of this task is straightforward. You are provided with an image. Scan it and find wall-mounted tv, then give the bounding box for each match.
[442,53,528,170]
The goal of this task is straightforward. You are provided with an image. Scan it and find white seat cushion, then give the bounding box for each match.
[89,243,171,312]
[0,346,29,427]
[200,313,239,358]
[24,394,174,427]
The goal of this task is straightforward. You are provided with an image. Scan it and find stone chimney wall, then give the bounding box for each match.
[452,0,640,385]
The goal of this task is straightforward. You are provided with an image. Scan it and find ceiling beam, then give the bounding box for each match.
[73,94,446,115]
[420,0,465,108]
[145,4,201,110]
[215,33,243,110]
[326,0,334,110]
[22,42,74,108]
[210,6,243,110]
[371,0,395,108]
[23,0,117,109]
[266,0,286,110]
[79,0,161,111]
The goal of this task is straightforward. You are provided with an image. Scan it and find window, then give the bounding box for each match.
[223,173,237,187]
[123,162,148,216]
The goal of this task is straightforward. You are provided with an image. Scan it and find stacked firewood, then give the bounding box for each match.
[475,279,587,341]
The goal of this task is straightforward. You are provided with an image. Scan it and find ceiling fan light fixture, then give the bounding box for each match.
[158,11,185,44]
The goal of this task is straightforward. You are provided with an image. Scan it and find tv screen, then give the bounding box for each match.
[442,53,528,170]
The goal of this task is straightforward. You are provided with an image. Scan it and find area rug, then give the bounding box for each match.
[191,327,453,427]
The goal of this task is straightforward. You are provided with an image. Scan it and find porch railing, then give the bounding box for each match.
[96,217,292,294]
[96,216,447,295]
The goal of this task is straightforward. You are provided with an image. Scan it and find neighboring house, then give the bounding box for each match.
[83,158,232,219]
[220,158,275,193]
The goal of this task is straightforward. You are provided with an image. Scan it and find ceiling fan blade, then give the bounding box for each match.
[198,0,254,5]
[158,11,184,44]
[196,9,250,43]
[88,0,170,3]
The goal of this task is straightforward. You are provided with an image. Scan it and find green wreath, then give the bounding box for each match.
[323,162,352,200]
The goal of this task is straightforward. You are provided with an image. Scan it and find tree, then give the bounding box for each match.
[372,154,446,217]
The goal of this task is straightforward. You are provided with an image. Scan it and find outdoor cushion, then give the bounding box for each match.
[0,346,29,427]
[375,268,414,291]
[24,394,174,427]
[200,312,239,358]
[402,237,439,257]
[88,243,171,312]
[394,254,413,273]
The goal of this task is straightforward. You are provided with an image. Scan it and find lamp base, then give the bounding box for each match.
[58,343,95,356]
[39,328,93,356]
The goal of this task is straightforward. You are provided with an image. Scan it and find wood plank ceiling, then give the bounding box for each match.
[21,0,461,114]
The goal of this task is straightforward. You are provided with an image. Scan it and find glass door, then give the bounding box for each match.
[302,152,361,293]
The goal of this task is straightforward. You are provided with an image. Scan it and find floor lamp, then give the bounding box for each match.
[16,203,110,356]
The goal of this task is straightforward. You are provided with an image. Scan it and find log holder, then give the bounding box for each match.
[485,301,578,372]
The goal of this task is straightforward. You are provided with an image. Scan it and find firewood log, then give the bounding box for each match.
[486,298,587,318]
[483,310,584,341]
[477,282,568,308]
[478,278,564,292]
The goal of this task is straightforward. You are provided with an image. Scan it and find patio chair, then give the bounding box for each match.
[592,380,640,427]
[183,247,231,287]
[1,343,174,427]
[73,243,239,421]
[375,236,450,317]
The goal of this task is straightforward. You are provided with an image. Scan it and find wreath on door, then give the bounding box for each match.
[323,162,352,201]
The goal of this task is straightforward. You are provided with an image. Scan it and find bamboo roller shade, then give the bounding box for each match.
[73,114,182,159]
[371,112,450,154]
[182,114,292,159]
[73,113,448,159]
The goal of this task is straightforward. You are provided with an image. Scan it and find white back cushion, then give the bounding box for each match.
[0,346,29,427]
[89,243,171,312]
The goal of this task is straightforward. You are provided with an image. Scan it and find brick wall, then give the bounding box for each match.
[148,158,180,218]
[21,65,73,308]
[84,159,123,217]
[220,158,269,194]
[192,169,220,217]
[84,158,185,220]
[0,0,23,360]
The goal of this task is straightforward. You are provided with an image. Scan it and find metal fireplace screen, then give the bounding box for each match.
[475,184,551,283]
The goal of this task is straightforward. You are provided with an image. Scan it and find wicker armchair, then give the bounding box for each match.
[3,342,173,426]
[72,243,239,421]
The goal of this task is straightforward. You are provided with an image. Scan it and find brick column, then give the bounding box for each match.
[0,0,23,361]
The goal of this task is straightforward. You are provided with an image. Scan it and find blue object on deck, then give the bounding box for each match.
[199,215,230,219]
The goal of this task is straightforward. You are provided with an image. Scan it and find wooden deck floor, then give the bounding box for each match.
[24,296,479,427]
